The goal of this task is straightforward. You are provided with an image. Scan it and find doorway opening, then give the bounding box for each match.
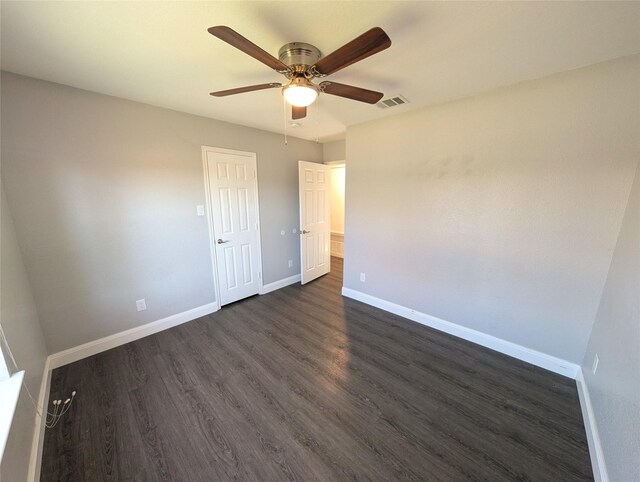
[327,161,345,275]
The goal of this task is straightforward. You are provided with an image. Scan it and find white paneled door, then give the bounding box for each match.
[298,161,331,284]
[204,147,262,306]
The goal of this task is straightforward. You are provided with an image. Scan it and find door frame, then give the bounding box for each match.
[201,145,264,306]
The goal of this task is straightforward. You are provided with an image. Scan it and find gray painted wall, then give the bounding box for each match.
[1,72,322,353]
[344,54,639,363]
[0,183,49,481]
[581,161,639,481]
[323,140,346,163]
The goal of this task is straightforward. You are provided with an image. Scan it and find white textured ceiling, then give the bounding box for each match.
[2,1,639,141]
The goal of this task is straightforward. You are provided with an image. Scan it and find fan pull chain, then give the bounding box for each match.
[282,96,288,146]
[315,94,320,143]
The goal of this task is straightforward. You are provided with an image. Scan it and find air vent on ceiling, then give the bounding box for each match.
[376,94,410,109]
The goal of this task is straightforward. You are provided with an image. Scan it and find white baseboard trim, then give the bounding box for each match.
[341,287,580,379]
[28,302,218,480]
[576,369,608,482]
[48,302,219,370]
[27,357,51,482]
[260,274,301,295]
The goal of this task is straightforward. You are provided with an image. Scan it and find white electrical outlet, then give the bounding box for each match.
[288,259,293,268]
[196,205,205,216]
[592,354,599,374]
[136,299,147,312]
[360,273,366,282]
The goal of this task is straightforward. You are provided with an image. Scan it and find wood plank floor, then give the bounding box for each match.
[41,257,593,481]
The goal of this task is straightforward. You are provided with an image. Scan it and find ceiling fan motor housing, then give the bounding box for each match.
[278,42,321,73]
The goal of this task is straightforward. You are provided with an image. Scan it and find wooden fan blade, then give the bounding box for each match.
[208,26,290,73]
[319,81,383,104]
[210,83,281,97]
[292,105,307,120]
[311,27,391,76]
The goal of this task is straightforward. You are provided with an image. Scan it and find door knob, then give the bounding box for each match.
[217,239,230,244]
[301,230,310,234]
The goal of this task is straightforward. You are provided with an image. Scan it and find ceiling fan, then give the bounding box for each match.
[208,26,392,120]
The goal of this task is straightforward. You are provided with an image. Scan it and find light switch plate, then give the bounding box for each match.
[196,205,205,216]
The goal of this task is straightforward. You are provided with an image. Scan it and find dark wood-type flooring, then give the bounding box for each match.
[41,257,593,481]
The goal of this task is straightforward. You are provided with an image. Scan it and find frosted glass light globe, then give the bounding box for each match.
[283,79,318,107]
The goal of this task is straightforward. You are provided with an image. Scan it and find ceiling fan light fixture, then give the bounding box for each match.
[282,77,318,107]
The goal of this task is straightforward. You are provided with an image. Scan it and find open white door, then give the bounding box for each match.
[298,161,331,284]
[204,147,262,306]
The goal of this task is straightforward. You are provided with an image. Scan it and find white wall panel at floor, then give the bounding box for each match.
[1,72,322,353]
[0,183,49,481]
[344,54,640,364]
